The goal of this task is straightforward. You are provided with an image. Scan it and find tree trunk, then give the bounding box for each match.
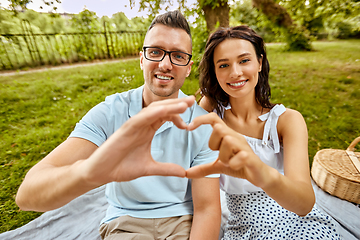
[201,0,230,32]
[252,0,312,51]
[252,0,293,29]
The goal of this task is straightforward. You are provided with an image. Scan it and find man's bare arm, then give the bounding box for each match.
[190,177,221,240]
[16,96,196,212]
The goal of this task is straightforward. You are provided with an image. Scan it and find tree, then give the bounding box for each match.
[129,0,312,50]
[279,0,360,39]
[252,0,312,50]
[111,12,131,31]
[199,0,229,32]
[230,0,282,43]
[129,0,229,32]
[6,0,61,12]
[70,8,100,32]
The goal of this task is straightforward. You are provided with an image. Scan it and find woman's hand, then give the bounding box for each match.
[186,112,272,189]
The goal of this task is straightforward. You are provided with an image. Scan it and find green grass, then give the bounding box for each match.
[267,40,360,158]
[1,40,360,233]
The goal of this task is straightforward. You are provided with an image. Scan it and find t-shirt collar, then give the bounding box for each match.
[128,85,192,124]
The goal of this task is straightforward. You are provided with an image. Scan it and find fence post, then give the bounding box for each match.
[40,35,51,65]
[21,21,35,64]
[103,21,111,59]
[21,20,44,65]
[1,39,14,69]
[18,36,29,66]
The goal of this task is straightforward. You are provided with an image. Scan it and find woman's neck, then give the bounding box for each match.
[224,96,268,139]
[228,96,264,121]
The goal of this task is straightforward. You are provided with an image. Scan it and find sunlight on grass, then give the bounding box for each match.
[0,40,359,233]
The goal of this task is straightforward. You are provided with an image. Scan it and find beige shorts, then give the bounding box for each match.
[99,214,193,240]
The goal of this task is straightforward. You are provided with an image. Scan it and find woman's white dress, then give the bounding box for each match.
[220,104,342,239]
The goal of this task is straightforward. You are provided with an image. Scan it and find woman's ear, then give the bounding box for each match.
[258,54,263,72]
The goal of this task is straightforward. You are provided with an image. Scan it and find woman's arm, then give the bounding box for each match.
[261,109,315,216]
[186,111,315,216]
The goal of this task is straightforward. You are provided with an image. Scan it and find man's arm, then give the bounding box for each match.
[16,96,196,212]
[189,177,221,240]
[16,138,99,211]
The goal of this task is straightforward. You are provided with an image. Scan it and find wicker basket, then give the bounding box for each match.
[311,136,360,204]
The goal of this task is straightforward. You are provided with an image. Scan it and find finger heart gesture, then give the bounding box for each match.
[82,96,197,186]
[186,113,266,185]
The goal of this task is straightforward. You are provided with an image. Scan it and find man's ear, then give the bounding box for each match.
[186,61,194,77]
[140,51,144,70]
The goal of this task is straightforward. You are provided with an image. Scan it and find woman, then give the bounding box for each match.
[186,26,341,239]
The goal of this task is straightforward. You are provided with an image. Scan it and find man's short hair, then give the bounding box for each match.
[147,10,192,42]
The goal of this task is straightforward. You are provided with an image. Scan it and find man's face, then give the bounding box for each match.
[140,24,193,106]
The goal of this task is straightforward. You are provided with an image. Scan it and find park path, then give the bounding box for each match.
[0,57,138,77]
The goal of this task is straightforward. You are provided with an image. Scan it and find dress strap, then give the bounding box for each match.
[258,104,286,153]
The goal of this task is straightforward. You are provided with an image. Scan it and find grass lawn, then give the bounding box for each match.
[1,40,360,233]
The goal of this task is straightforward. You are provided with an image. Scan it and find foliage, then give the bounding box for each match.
[0,29,145,70]
[111,12,131,31]
[230,0,284,43]
[130,0,187,18]
[6,0,61,12]
[278,0,360,39]
[0,8,22,34]
[70,9,101,32]
[284,26,313,51]
[0,8,66,34]
[184,5,209,75]
[0,7,150,34]
[1,40,359,233]
[0,8,148,70]
[110,12,151,31]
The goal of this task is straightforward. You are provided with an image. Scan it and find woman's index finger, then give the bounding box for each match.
[187,112,224,130]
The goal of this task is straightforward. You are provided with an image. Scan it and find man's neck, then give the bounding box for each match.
[142,90,180,108]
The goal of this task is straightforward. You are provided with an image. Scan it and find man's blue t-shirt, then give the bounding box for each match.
[69,85,218,224]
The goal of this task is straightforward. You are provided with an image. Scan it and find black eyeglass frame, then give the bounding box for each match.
[142,46,192,66]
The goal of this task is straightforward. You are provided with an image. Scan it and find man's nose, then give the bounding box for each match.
[158,53,173,71]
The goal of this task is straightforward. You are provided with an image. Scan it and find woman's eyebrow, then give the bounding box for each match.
[215,52,251,64]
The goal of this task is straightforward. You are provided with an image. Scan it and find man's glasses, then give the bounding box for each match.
[142,47,192,66]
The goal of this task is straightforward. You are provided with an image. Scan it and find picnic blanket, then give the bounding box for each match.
[311,180,360,240]
[1,182,359,240]
[0,186,108,240]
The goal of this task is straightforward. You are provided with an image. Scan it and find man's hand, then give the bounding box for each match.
[80,96,196,186]
[185,113,271,188]
[16,96,197,212]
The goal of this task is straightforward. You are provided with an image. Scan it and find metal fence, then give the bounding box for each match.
[0,20,146,71]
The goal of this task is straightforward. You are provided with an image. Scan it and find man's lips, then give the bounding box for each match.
[155,74,173,80]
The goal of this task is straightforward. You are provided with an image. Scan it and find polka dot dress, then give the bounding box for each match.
[222,191,342,240]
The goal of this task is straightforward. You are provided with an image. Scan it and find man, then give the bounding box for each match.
[16,10,220,240]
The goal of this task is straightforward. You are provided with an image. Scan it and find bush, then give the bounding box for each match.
[284,26,313,51]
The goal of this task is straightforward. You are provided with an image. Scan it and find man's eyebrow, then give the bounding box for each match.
[215,52,251,64]
[148,46,189,53]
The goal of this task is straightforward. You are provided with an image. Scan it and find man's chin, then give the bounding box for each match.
[153,88,178,98]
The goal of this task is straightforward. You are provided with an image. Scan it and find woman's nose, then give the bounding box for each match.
[230,64,242,78]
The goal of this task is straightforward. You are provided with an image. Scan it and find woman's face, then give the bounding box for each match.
[213,38,262,99]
